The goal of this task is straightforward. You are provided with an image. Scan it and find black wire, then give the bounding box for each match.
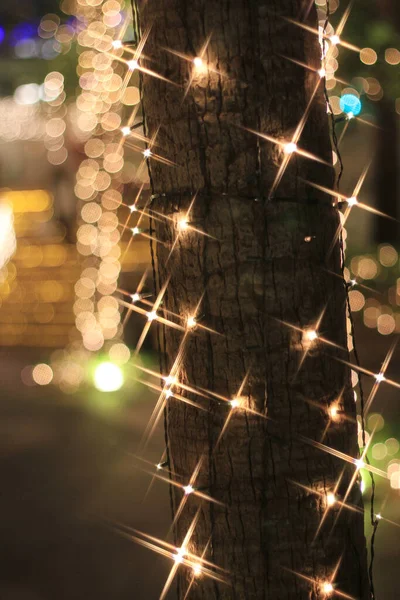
[324,2,378,597]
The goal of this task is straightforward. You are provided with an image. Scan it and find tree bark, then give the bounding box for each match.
[137,1,369,598]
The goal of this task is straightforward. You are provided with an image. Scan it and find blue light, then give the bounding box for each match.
[10,22,37,46]
[0,26,5,45]
[339,94,362,116]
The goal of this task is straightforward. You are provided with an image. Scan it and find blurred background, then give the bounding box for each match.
[0,0,399,598]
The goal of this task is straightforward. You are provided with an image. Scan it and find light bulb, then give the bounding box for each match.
[230,398,241,409]
[127,59,138,71]
[326,492,336,507]
[147,311,157,321]
[322,581,334,595]
[347,196,358,206]
[178,218,189,230]
[183,484,194,495]
[192,563,202,577]
[304,329,318,342]
[143,148,152,158]
[284,142,297,154]
[121,126,131,136]
[187,316,197,329]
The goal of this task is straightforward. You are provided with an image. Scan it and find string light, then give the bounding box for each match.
[183,484,194,495]
[347,196,358,206]
[326,492,336,507]
[132,226,141,236]
[112,40,123,49]
[283,141,297,154]
[330,34,340,45]
[193,56,203,68]
[375,372,386,383]
[147,311,157,321]
[177,217,189,230]
[143,148,152,158]
[186,315,197,329]
[229,398,242,409]
[304,329,318,342]
[192,563,203,577]
[127,59,139,71]
[321,581,334,595]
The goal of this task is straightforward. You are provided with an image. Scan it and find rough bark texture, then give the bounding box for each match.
[137,1,369,598]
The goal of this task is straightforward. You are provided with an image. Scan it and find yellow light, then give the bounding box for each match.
[304,329,318,342]
[330,35,340,45]
[187,316,197,329]
[164,375,177,386]
[178,218,189,230]
[32,363,53,385]
[230,398,241,409]
[326,492,336,507]
[329,405,339,421]
[121,126,131,136]
[284,142,297,154]
[376,513,382,520]
[93,362,124,392]
[112,40,122,49]
[130,204,137,212]
[347,196,358,206]
[131,292,141,303]
[173,547,186,563]
[147,311,157,321]
[143,148,152,158]
[132,226,140,236]
[193,56,203,68]
[183,484,194,495]
[192,563,202,577]
[322,582,334,595]
[375,372,386,383]
[355,459,365,470]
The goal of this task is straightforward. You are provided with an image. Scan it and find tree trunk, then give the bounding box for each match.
[137,1,369,598]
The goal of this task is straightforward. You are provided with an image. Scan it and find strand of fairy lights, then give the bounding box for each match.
[85,0,400,597]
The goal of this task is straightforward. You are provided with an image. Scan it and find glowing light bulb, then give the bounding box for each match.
[178,218,189,230]
[112,40,123,49]
[147,311,157,321]
[326,492,336,507]
[187,316,197,329]
[330,34,340,45]
[174,546,186,563]
[164,375,176,386]
[284,142,297,154]
[193,56,203,68]
[121,126,131,136]
[130,204,137,212]
[304,329,318,342]
[165,389,173,398]
[127,59,138,71]
[132,226,140,236]
[375,372,386,383]
[192,563,202,577]
[183,484,194,495]
[93,362,124,392]
[131,292,141,303]
[143,148,152,158]
[304,236,312,242]
[322,582,334,595]
[355,459,365,470]
[347,196,358,206]
[230,398,241,409]
[318,67,326,78]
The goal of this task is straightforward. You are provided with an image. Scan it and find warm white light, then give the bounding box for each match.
[193,56,203,68]
[130,204,137,212]
[165,389,173,398]
[164,375,177,386]
[326,492,336,507]
[132,226,140,236]
[284,142,297,154]
[355,459,365,470]
[143,148,152,158]
[127,59,139,71]
[304,329,318,342]
[349,279,357,287]
[192,563,202,577]
[147,311,157,321]
[318,67,326,78]
[173,546,186,563]
[131,292,141,303]
[112,40,123,49]
[330,35,340,45]
[347,111,355,120]
[322,581,334,595]
[183,484,194,495]
[375,372,386,383]
[376,513,382,520]
[347,196,358,206]
[156,463,163,470]
[187,316,197,329]
[329,405,340,420]
[230,398,241,409]
[178,218,189,230]
[121,126,131,136]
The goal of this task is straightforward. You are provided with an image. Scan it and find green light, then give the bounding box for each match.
[93,361,124,392]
